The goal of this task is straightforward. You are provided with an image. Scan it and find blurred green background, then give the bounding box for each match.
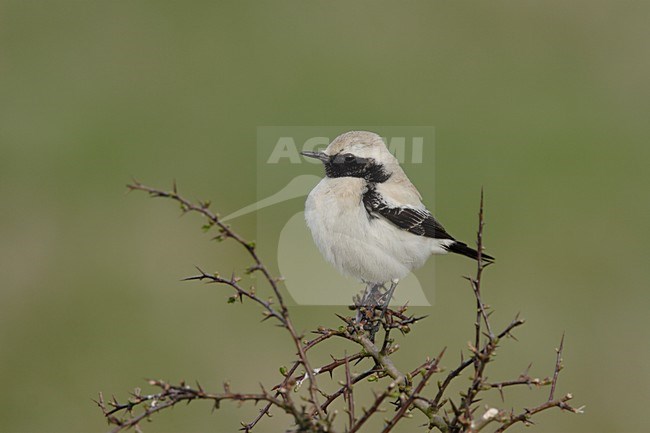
[1,1,649,432]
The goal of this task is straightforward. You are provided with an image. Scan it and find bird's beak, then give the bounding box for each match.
[300,150,329,162]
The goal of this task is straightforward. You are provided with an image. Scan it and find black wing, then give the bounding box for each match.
[362,187,455,240]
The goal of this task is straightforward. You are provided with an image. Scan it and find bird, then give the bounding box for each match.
[301,130,494,313]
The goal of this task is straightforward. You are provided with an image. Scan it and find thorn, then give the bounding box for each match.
[335,313,351,324]
[523,363,533,376]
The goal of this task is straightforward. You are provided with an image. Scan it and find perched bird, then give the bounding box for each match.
[302,131,493,310]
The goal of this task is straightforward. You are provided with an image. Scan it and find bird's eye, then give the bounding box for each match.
[344,154,356,162]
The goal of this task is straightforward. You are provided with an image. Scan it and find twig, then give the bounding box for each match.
[99,182,580,433]
[549,333,565,402]
[380,349,445,433]
[348,378,400,433]
[127,181,325,420]
[343,353,355,430]
[494,393,583,432]
[95,380,303,433]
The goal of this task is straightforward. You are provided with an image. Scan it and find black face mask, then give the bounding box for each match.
[324,153,392,183]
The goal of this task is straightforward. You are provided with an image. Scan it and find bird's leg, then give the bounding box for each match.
[359,282,373,306]
[355,282,387,340]
[361,282,392,343]
[380,279,399,318]
[368,283,386,306]
[356,282,380,323]
[355,283,371,323]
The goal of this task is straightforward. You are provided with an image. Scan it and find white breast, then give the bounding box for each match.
[304,178,441,283]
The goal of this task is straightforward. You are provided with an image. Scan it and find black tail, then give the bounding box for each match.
[446,241,495,263]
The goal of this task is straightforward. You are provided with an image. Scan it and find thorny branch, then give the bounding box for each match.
[98,181,581,433]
